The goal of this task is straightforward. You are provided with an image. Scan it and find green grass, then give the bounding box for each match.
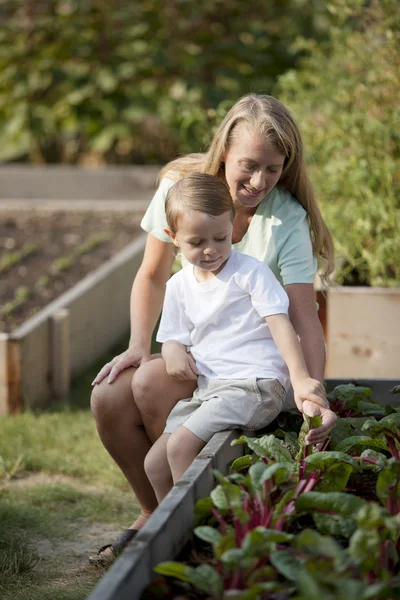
[0,335,143,600]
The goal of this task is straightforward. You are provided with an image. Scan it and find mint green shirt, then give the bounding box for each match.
[140,177,317,286]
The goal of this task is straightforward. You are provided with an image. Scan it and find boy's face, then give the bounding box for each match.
[166,210,232,277]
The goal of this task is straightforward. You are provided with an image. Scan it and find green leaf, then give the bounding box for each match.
[376,459,400,511]
[297,415,322,460]
[295,491,367,518]
[153,561,194,581]
[233,434,293,463]
[248,461,296,489]
[335,435,389,454]
[214,531,236,558]
[190,564,223,596]
[315,462,354,493]
[242,527,293,557]
[296,570,326,600]
[330,417,370,450]
[362,414,400,438]
[313,512,357,538]
[390,385,400,395]
[304,450,359,471]
[270,549,305,581]
[230,454,253,473]
[194,496,215,525]
[210,481,249,524]
[293,528,343,559]
[194,526,223,545]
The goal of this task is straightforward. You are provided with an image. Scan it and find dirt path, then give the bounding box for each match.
[3,473,137,598]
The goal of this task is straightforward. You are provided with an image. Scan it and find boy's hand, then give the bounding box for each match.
[165,351,200,382]
[292,377,329,413]
[302,399,337,446]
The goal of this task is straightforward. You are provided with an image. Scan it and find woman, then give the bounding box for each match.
[89,94,336,563]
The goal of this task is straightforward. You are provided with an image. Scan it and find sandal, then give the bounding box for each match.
[89,528,138,566]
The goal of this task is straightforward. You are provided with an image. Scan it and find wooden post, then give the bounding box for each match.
[50,309,70,398]
[0,333,9,415]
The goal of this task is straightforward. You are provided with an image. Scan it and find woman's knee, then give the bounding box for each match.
[90,369,138,427]
[132,358,196,418]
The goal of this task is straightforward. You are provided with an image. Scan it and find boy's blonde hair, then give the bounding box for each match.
[165,172,235,234]
[159,93,334,286]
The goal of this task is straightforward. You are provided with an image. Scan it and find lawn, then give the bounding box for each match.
[0,336,141,600]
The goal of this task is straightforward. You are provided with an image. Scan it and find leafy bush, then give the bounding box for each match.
[277,0,400,286]
[0,0,330,164]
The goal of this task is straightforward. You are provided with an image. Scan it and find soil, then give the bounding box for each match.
[0,209,144,333]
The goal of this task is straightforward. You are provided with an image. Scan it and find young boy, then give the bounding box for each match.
[143,172,335,502]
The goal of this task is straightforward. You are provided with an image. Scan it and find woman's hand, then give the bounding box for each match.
[301,399,337,446]
[92,344,151,385]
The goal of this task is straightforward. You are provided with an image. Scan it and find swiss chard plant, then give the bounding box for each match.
[153,384,400,599]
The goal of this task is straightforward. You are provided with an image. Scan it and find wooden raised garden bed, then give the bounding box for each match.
[0,166,158,414]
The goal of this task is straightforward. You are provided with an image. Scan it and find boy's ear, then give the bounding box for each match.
[164,228,179,247]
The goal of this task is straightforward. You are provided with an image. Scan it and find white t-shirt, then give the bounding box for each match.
[156,251,290,389]
[141,177,317,286]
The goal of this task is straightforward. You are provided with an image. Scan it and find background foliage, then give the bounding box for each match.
[0,0,398,286]
[0,0,329,164]
[278,0,399,286]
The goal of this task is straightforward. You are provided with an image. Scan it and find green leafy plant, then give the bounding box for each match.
[0,0,331,164]
[153,381,400,598]
[278,0,400,286]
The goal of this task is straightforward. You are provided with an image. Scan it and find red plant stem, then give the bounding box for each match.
[229,570,242,590]
[354,456,378,464]
[234,518,243,545]
[385,434,400,460]
[212,508,227,535]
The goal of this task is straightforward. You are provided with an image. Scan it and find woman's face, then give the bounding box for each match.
[223,124,286,210]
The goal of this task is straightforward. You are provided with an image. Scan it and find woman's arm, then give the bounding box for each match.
[92,234,175,384]
[285,283,326,383]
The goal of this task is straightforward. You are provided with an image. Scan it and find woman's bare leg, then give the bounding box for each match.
[91,358,197,530]
[90,368,158,527]
[132,358,197,442]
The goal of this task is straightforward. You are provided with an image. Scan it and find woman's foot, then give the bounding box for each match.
[88,528,138,566]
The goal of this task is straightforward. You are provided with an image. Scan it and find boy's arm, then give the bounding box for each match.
[162,340,200,381]
[265,312,329,412]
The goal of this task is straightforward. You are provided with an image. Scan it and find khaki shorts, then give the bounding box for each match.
[164,375,287,443]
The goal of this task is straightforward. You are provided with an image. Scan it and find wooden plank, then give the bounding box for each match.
[0,165,160,200]
[50,309,70,397]
[7,339,22,414]
[326,287,400,378]
[0,333,9,415]
[17,321,50,410]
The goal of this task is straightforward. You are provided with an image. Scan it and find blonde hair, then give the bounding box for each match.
[159,94,334,286]
[165,172,235,234]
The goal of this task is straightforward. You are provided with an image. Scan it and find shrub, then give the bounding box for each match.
[277,0,400,286]
[0,0,330,164]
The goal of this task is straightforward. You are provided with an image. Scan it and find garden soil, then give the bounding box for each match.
[0,209,145,333]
